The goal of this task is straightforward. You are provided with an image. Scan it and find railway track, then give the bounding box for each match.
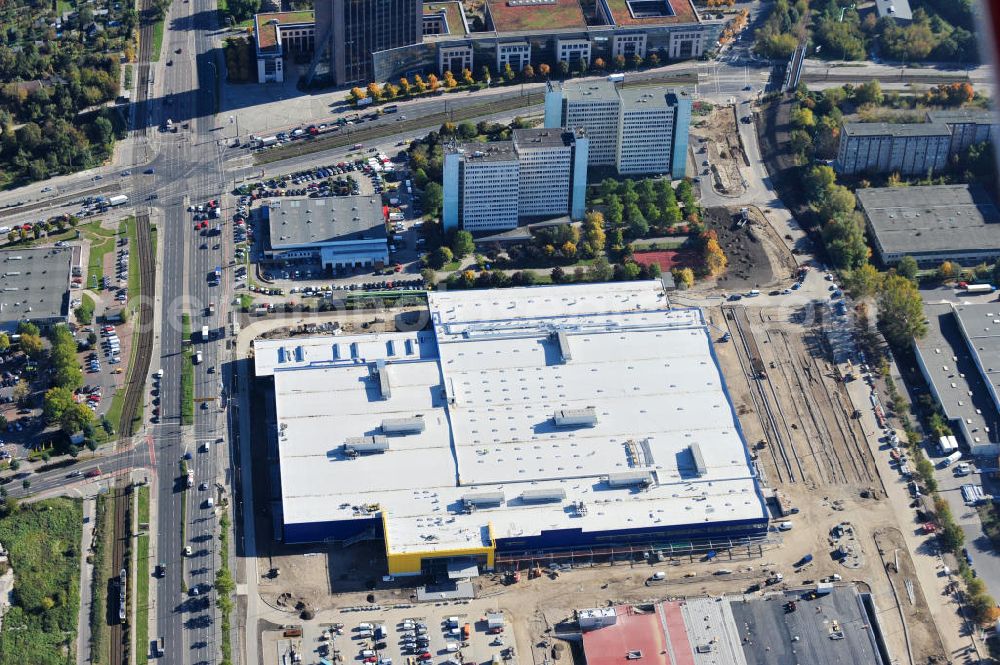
[723,306,801,484]
[106,0,157,656]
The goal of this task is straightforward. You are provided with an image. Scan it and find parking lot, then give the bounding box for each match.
[231,151,429,295]
[263,607,511,665]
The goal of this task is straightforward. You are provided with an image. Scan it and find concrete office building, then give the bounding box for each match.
[443,128,589,232]
[254,282,768,576]
[0,247,72,333]
[308,0,423,86]
[926,109,998,154]
[836,109,997,175]
[835,122,951,176]
[260,196,389,270]
[253,11,316,83]
[857,184,1000,267]
[545,79,690,178]
[275,0,721,88]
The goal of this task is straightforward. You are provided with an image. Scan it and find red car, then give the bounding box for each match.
[417,654,432,661]
[364,658,377,663]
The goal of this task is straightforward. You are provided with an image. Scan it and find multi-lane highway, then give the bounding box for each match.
[131,0,231,660]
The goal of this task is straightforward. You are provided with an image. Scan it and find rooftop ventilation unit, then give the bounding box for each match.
[343,435,389,457]
[606,470,653,488]
[461,491,505,508]
[553,407,597,427]
[552,331,572,363]
[690,443,707,476]
[374,359,391,399]
[382,416,425,435]
[520,488,566,504]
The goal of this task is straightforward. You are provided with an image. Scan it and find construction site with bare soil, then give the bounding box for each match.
[241,279,953,665]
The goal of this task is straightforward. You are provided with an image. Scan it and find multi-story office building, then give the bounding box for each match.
[836,110,998,176]
[443,129,589,233]
[253,11,316,83]
[926,109,998,155]
[545,79,690,178]
[835,122,952,176]
[309,0,423,86]
[266,0,722,88]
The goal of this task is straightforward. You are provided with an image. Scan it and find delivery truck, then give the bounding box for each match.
[941,450,963,468]
[958,282,995,293]
[108,195,129,207]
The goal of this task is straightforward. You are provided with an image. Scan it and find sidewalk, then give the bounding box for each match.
[75,497,96,665]
[840,356,980,660]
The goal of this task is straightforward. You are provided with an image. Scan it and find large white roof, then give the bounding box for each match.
[265,282,765,555]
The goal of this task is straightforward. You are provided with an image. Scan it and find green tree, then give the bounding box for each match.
[790,106,815,129]
[59,402,95,435]
[43,386,75,423]
[428,246,453,269]
[18,332,43,358]
[897,256,919,281]
[422,182,443,216]
[854,80,883,106]
[844,264,883,300]
[822,212,869,270]
[606,195,624,226]
[590,256,613,282]
[451,230,475,259]
[878,273,927,347]
[817,185,856,222]
[0,333,9,353]
[804,165,837,202]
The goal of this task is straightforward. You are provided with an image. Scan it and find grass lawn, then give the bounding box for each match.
[181,314,193,424]
[82,222,120,288]
[124,64,133,90]
[150,18,164,62]
[977,504,1000,550]
[0,498,83,665]
[632,237,687,249]
[123,217,141,305]
[76,292,96,324]
[135,486,150,665]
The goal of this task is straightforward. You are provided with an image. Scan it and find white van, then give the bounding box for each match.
[746,289,761,297]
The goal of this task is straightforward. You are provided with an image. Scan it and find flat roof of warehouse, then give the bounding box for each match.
[262,282,765,554]
[581,587,884,665]
[914,303,1000,446]
[858,184,1000,255]
[265,196,386,250]
[0,247,71,327]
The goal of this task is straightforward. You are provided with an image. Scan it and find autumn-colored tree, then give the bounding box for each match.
[538,63,551,78]
[561,241,577,258]
[613,54,626,70]
[366,82,383,101]
[413,74,428,93]
[427,73,440,91]
[399,77,411,95]
[522,64,535,80]
[384,83,400,98]
[646,53,660,67]
[503,63,515,81]
[701,231,728,277]
[672,267,695,289]
[348,87,367,102]
[937,260,958,280]
[591,58,605,71]
[462,68,475,85]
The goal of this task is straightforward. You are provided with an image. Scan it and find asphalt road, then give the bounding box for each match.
[140,0,230,661]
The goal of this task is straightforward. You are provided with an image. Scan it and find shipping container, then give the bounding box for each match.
[108,195,129,207]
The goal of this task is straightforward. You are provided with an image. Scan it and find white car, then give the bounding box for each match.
[777,521,793,531]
